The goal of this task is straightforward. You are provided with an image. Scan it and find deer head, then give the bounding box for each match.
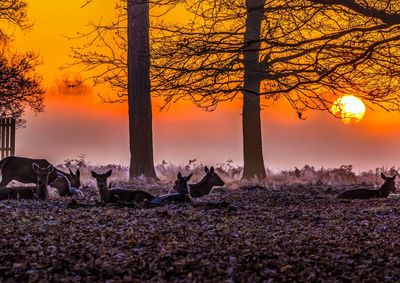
[68,168,81,189]
[173,172,192,194]
[204,166,225,186]
[91,169,112,191]
[32,163,54,200]
[380,173,397,194]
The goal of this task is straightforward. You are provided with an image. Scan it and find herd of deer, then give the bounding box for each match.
[0,156,398,204]
[0,156,225,206]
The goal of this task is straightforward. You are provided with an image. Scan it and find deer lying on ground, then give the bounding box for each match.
[50,172,83,197]
[148,172,193,206]
[91,170,154,203]
[0,156,82,197]
[0,163,54,200]
[168,166,225,197]
[188,166,225,198]
[337,173,397,199]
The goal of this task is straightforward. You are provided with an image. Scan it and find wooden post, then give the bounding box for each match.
[5,118,10,157]
[0,117,16,159]
[10,118,15,156]
[1,119,5,159]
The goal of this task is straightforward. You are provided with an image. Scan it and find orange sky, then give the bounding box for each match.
[7,0,400,171]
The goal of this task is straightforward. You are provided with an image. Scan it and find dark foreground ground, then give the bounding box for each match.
[1,184,400,282]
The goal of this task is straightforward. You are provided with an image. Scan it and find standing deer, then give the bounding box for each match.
[337,173,397,199]
[0,156,81,197]
[0,163,54,200]
[91,170,154,203]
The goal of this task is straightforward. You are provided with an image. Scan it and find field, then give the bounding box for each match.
[1,164,400,282]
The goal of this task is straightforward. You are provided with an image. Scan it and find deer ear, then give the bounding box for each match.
[32,163,40,173]
[177,172,182,179]
[91,171,98,178]
[69,168,74,176]
[186,173,193,181]
[381,173,388,180]
[47,165,54,173]
[204,166,209,173]
[75,169,81,177]
[210,166,215,174]
[105,170,112,178]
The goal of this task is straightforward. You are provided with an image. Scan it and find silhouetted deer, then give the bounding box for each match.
[51,172,83,197]
[189,166,225,198]
[91,170,154,203]
[148,172,193,206]
[168,166,225,197]
[0,156,81,197]
[0,163,54,200]
[337,173,397,199]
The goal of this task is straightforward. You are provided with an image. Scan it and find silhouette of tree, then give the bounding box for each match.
[0,0,43,122]
[126,0,157,178]
[71,0,400,179]
[72,0,174,178]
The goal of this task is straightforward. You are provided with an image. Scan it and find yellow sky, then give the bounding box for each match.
[12,0,115,83]
[5,0,400,171]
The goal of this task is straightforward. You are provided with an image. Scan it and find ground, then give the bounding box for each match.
[1,183,400,282]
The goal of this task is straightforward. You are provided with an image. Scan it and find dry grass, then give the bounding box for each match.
[57,156,399,195]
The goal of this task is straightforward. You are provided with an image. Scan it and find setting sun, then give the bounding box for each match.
[331,95,366,124]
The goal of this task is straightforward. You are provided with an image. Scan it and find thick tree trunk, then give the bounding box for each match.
[242,0,266,180]
[127,0,157,179]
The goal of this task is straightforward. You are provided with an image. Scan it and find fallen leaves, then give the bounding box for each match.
[1,184,400,281]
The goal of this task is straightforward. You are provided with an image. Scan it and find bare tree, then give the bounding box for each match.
[126,0,157,178]
[0,0,43,122]
[151,0,400,178]
[71,0,171,178]
[70,0,400,179]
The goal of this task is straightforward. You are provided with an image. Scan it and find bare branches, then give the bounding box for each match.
[0,49,44,121]
[0,0,29,29]
[309,0,400,25]
[0,0,44,120]
[70,0,400,113]
[151,0,400,112]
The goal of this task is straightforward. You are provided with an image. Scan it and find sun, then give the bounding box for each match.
[331,95,366,124]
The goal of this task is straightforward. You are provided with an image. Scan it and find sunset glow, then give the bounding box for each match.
[1,0,398,171]
[3,1,400,281]
[331,95,366,124]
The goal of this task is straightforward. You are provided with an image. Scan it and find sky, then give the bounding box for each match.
[6,0,400,171]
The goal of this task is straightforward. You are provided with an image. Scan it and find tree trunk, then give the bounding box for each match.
[127,0,157,179]
[242,0,266,180]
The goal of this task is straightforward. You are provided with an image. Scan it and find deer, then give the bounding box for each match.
[91,170,155,203]
[188,166,225,198]
[50,172,84,197]
[0,163,54,201]
[168,166,225,197]
[337,173,397,199]
[148,172,193,206]
[0,156,82,197]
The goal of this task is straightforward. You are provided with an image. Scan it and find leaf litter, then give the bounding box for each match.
[1,183,400,282]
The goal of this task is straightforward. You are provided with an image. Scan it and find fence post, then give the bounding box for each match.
[0,117,16,159]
